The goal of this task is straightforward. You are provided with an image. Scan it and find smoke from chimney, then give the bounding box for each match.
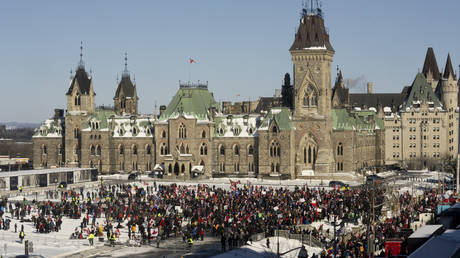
[344,75,367,91]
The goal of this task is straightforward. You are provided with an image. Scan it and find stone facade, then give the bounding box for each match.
[33,9,390,179]
[382,51,459,168]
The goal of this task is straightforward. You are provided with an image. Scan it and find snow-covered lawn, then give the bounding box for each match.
[212,236,322,258]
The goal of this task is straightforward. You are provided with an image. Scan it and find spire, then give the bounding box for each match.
[422,47,440,81]
[78,41,85,69]
[443,53,456,79]
[290,1,333,52]
[122,52,129,78]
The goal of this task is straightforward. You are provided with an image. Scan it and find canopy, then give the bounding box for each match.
[153,164,164,171]
[192,165,204,173]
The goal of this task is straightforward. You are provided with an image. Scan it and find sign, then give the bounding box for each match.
[152,228,158,237]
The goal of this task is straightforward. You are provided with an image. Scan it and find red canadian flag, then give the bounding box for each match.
[152,227,158,237]
[189,58,196,64]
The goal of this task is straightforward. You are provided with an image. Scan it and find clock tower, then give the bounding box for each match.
[290,7,335,174]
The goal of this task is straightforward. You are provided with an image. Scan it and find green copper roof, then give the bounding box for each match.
[84,108,116,129]
[332,108,384,132]
[159,86,219,121]
[403,73,441,109]
[260,107,294,131]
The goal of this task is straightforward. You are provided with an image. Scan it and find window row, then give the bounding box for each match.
[119,145,152,155]
[219,144,254,156]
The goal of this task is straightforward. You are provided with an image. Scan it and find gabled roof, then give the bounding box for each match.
[159,86,219,121]
[114,75,136,99]
[331,70,349,107]
[443,54,456,80]
[259,107,294,131]
[290,14,334,52]
[66,67,92,95]
[422,47,440,81]
[332,109,384,132]
[403,73,441,109]
[349,93,404,109]
[83,108,116,130]
[254,97,282,113]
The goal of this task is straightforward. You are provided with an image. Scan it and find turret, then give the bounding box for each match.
[290,7,334,118]
[422,47,440,91]
[66,42,95,115]
[441,54,458,110]
[114,53,139,115]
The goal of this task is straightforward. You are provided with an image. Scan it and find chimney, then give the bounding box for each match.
[367,82,373,94]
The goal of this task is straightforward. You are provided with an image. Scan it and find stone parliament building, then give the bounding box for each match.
[33,8,458,179]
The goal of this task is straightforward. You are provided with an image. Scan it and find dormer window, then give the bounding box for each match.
[133,127,138,135]
[233,127,240,136]
[272,125,279,135]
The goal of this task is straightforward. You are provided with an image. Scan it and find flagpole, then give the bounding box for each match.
[188,60,191,82]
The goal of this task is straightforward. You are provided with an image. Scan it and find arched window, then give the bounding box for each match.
[303,147,307,163]
[220,145,225,155]
[132,145,138,155]
[121,97,126,109]
[178,124,187,138]
[200,143,208,155]
[276,163,280,173]
[162,130,166,138]
[90,145,95,155]
[303,84,318,107]
[337,143,343,156]
[160,143,167,155]
[181,164,185,173]
[180,144,185,154]
[234,145,239,156]
[74,128,79,139]
[42,145,47,155]
[202,130,206,138]
[308,146,312,164]
[272,125,278,135]
[270,142,280,157]
[248,145,254,155]
[132,127,137,135]
[271,163,274,172]
[96,145,101,156]
[168,164,172,173]
[146,145,152,155]
[119,145,124,155]
[313,147,317,164]
[75,94,81,106]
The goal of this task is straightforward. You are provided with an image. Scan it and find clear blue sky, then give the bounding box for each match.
[1,0,460,122]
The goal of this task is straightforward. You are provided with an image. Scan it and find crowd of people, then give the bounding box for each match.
[0,179,452,257]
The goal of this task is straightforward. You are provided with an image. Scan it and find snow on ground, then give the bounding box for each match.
[212,237,322,258]
[0,211,101,258]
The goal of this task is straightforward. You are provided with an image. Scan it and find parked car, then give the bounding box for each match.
[128,173,138,180]
[148,172,155,178]
[329,181,349,188]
